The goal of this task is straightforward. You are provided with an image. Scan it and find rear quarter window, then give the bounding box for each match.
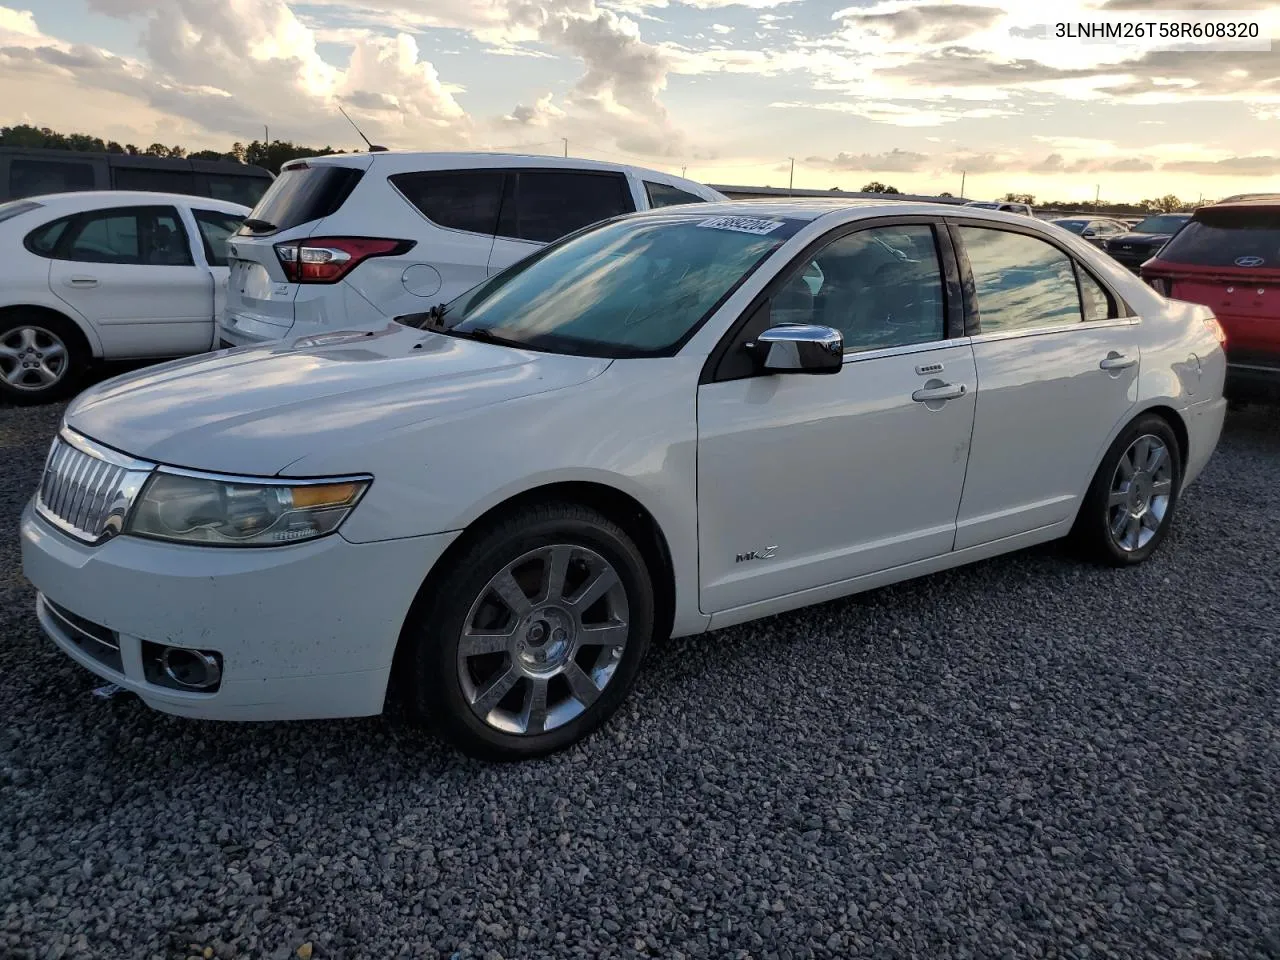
[239,164,363,235]
[1158,209,1280,268]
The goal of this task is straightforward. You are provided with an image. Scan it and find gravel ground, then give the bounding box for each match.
[1,397,1277,960]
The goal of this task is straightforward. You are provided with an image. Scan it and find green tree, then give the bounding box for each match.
[861,181,900,194]
[1004,192,1035,205]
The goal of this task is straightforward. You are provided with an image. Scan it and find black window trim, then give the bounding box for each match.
[700,214,965,385]
[643,179,707,208]
[35,204,195,266]
[944,217,1133,340]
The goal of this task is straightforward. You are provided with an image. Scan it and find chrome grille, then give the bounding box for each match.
[35,431,154,544]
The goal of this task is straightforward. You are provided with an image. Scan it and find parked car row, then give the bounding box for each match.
[0,152,724,403]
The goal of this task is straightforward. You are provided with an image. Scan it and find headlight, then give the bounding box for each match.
[125,471,370,547]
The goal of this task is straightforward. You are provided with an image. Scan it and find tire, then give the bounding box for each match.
[402,501,655,760]
[0,311,88,405]
[1072,413,1183,567]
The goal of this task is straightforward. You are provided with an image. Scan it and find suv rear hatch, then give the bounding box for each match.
[1143,205,1280,356]
[224,156,373,337]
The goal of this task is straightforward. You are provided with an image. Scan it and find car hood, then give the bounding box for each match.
[65,323,611,476]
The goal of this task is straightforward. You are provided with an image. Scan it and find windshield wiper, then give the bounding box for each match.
[241,217,278,233]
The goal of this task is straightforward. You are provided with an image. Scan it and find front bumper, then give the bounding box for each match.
[1105,247,1160,272]
[21,502,457,721]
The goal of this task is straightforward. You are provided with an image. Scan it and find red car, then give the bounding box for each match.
[1143,198,1280,403]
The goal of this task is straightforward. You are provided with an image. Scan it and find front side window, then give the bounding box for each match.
[194,209,246,267]
[391,170,504,235]
[497,171,636,244]
[960,226,1082,333]
[438,212,803,357]
[62,207,192,266]
[9,158,96,199]
[644,181,706,209]
[772,225,945,353]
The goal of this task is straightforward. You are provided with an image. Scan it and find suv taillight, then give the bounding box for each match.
[274,237,415,284]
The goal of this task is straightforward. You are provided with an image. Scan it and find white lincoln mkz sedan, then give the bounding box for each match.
[21,200,1228,759]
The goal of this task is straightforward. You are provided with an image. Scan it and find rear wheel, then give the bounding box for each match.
[1073,413,1183,566]
[402,502,654,760]
[0,312,87,405]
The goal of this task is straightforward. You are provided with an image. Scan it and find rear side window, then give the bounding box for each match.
[113,167,197,196]
[1158,208,1280,268]
[960,226,1082,332]
[9,158,96,199]
[239,164,363,235]
[24,216,72,256]
[497,171,635,244]
[390,170,504,235]
[644,181,705,209]
[206,174,270,207]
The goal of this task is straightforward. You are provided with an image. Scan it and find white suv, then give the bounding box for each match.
[218,152,725,347]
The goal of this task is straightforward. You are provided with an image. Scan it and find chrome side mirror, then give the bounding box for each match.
[746,323,844,375]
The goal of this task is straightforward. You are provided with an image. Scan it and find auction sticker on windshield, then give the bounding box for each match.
[698,216,786,235]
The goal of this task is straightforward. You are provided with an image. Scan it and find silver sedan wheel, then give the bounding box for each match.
[0,326,69,392]
[457,544,630,736]
[1108,434,1175,552]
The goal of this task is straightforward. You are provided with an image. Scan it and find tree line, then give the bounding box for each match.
[0,124,348,175]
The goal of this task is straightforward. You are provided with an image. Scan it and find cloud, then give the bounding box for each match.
[769,98,1015,126]
[805,148,930,172]
[1162,156,1280,176]
[833,3,1004,45]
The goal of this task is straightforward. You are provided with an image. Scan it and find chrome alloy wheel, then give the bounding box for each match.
[0,326,68,391]
[457,544,630,735]
[1108,434,1175,552]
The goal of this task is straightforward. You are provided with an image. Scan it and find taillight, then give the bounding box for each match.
[274,237,414,284]
[1204,316,1227,345]
[1146,276,1171,296]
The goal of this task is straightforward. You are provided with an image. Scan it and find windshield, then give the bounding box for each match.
[1158,208,1280,268]
[1053,219,1088,233]
[438,213,803,357]
[1133,215,1188,234]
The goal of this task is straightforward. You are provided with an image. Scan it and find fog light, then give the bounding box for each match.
[159,647,223,690]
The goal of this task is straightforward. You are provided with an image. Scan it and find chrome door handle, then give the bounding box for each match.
[1099,354,1136,371]
[65,276,99,288]
[912,382,966,403]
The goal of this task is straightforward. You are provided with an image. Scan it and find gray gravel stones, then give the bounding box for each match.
[1,396,1277,959]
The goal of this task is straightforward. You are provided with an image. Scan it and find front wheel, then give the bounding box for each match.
[402,502,655,760]
[1072,413,1183,566]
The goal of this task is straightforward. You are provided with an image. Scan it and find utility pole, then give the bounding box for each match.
[788,157,795,196]
[681,165,687,178]
[1095,183,1101,206]
[264,125,269,145]
[561,138,568,158]
[960,171,966,197]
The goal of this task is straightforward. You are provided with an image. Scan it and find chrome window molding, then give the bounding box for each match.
[968,315,1141,347]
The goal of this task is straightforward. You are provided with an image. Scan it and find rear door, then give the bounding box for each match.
[48,204,214,357]
[223,159,370,340]
[486,169,636,274]
[388,168,504,301]
[951,221,1140,549]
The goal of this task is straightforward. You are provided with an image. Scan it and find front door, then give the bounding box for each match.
[950,222,1140,549]
[49,204,212,357]
[697,222,978,613]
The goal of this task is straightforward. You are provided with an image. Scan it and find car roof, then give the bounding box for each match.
[1201,197,1280,213]
[626,197,1038,225]
[298,151,720,195]
[13,191,250,215]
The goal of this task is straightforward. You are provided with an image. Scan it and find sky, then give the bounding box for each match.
[2,0,1279,203]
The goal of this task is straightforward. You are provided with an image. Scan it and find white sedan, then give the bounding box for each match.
[0,191,249,404]
[21,201,1228,759]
